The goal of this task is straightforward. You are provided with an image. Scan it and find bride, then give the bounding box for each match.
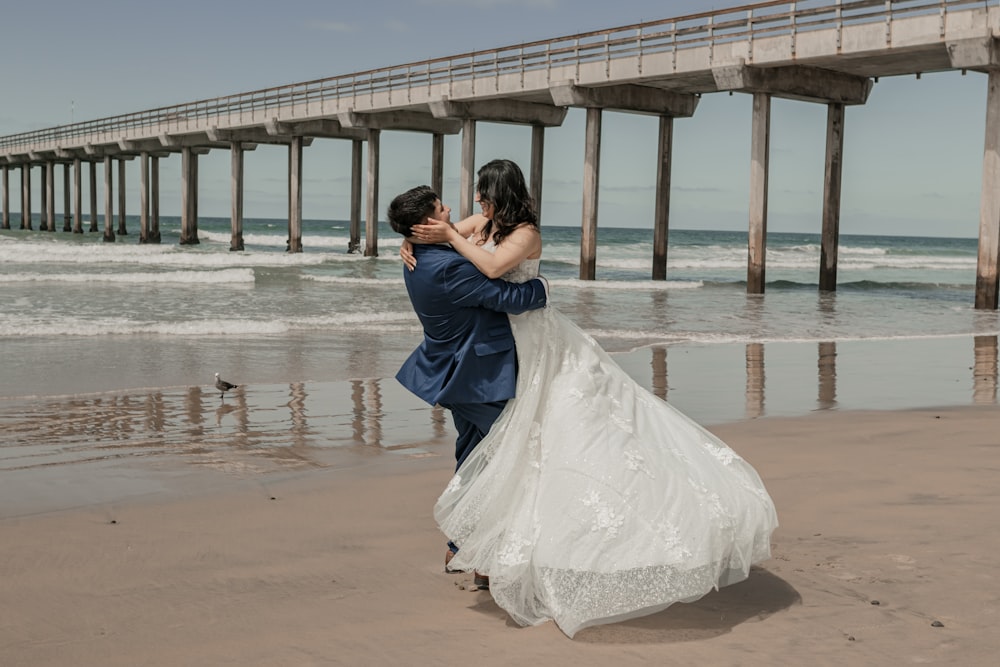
[402,159,778,638]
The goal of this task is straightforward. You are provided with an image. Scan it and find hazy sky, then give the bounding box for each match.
[0,0,989,237]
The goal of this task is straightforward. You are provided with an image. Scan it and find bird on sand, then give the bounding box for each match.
[214,372,238,399]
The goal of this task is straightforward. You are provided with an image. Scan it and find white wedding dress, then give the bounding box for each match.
[434,254,779,638]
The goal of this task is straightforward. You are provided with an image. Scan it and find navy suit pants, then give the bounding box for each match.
[440,399,507,556]
[441,399,508,470]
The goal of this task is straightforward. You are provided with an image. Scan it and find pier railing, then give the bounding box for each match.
[0,0,991,151]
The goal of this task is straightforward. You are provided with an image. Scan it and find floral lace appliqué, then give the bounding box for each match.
[581,490,625,541]
[624,448,653,478]
[702,441,742,465]
[443,474,462,495]
[498,532,532,566]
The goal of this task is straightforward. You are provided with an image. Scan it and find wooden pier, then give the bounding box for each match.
[2,0,1000,306]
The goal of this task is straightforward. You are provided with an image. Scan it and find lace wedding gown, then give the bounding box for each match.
[434,252,779,638]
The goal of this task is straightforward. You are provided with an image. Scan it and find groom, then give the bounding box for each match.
[388,185,548,470]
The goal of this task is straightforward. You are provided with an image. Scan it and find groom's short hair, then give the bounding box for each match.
[388,185,438,237]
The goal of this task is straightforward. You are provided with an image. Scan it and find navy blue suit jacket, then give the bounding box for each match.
[396,243,547,406]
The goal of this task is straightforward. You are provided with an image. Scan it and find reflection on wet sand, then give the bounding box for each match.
[973,335,998,404]
[818,341,838,409]
[3,336,997,480]
[363,379,383,447]
[215,389,249,433]
[745,343,765,419]
[651,347,667,401]
[0,378,449,477]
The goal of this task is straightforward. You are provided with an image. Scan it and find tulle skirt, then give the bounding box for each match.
[434,306,778,638]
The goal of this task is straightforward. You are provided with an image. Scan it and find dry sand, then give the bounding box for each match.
[2,405,998,666]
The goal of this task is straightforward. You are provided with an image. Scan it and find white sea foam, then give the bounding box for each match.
[549,279,703,290]
[0,310,418,337]
[0,241,335,268]
[303,275,405,286]
[1,268,256,284]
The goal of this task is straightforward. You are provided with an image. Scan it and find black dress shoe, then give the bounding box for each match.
[474,572,490,590]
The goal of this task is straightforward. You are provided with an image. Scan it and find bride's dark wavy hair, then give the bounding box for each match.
[476,159,538,246]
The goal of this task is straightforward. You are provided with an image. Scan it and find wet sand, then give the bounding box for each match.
[1,337,999,664]
[2,405,998,665]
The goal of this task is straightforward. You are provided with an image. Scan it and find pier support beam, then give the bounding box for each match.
[712,64,872,294]
[747,93,771,294]
[103,156,115,242]
[44,162,54,231]
[431,133,444,197]
[530,125,545,222]
[1,165,8,230]
[580,108,602,281]
[349,139,362,253]
[89,161,98,232]
[338,109,459,255]
[40,163,50,231]
[21,165,31,229]
[365,129,381,257]
[117,159,128,236]
[976,69,1000,309]
[428,97,567,220]
[288,137,303,253]
[180,147,199,245]
[460,119,476,219]
[139,153,150,243]
[72,159,83,233]
[820,103,845,292]
[62,164,71,231]
[150,156,161,243]
[551,83,697,279]
[652,116,674,280]
[230,143,244,251]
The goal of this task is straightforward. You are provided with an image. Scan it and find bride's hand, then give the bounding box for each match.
[400,239,417,271]
[411,218,456,244]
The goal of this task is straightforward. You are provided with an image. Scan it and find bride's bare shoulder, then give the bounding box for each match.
[506,224,542,258]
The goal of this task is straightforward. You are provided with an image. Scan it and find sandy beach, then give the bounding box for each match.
[2,401,998,666]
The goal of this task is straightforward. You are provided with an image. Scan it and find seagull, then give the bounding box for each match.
[214,372,238,399]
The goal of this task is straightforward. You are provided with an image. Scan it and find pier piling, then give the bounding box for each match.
[579,107,602,281]
[88,161,98,233]
[117,159,127,236]
[41,163,51,231]
[288,137,303,253]
[976,70,1000,310]
[652,115,673,281]
[62,164,71,231]
[180,148,198,245]
[348,139,362,253]
[21,165,30,230]
[102,156,114,243]
[72,159,82,233]
[747,93,771,295]
[364,128,380,257]
[820,103,845,292]
[230,144,244,251]
[1,165,8,229]
[460,119,476,219]
[530,125,545,222]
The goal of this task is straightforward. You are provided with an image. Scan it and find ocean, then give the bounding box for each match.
[2,216,998,513]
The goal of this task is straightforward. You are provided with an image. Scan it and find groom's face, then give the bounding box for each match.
[426,199,452,225]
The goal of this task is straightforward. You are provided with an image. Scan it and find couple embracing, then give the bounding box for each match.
[389,159,778,638]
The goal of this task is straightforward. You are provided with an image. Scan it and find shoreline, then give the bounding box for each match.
[2,404,997,665]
